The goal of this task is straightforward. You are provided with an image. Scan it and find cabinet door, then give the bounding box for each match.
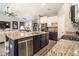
[49,32,53,40]
[45,33,49,45]
[9,39,18,56]
[54,32,57,40]
[33,36,41,54]
[40,34,45,48]
[49,32,57,41]
[71,5,76,23]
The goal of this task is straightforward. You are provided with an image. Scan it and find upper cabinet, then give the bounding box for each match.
[75,4,79,22]
[71,5,76,23]
[12,21,18,29]
[0,21,11,31]
[0,21,5,29]
[71,4,79,25]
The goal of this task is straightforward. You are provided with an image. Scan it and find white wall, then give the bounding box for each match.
[40,16,48,23]
[58,15,65,39]
[57,3,79,39]
[47,16,58,27]
[40,16,58,27]
[63,4,77,32]
[57,4,66,39]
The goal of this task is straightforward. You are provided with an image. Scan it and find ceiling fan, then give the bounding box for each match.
[4,6,17,17]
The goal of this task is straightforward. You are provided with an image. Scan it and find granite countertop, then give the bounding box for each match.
[3,31,48,40]
[46,39,79,56]
[62,34,79,41]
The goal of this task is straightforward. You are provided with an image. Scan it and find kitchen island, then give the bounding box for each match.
[5,31,49,56]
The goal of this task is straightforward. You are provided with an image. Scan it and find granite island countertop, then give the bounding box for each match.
[3,31,48,40]
[46,39,79,56]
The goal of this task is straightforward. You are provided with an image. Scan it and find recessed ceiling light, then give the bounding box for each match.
[41,3,45,6]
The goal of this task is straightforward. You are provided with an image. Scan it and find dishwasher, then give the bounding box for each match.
[18,37,33,56]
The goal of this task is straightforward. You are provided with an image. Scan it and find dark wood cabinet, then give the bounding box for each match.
[45,33,49,45]
[5,22,10,28]
[33,33,49,54]
[49,32,58,41]
[20,22,24,26]
[33,35,41,54]
[0,21,10,30]
[12,21,18,29]
[7,33,49,55]
[40,34,46,48]
[71,5,76,23]
[9,39,18,56]
[0,21,5,29]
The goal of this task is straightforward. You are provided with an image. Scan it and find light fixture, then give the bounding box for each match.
[20,26,24,30]
[41,3,45,6]
[74,50,78,54]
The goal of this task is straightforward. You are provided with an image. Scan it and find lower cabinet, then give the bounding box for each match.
[45,33,49,45]
[33,33,49,54]
[49,32,58,41]
[9,39,18,56]
[40,34,46,48]
[33,35,41,54]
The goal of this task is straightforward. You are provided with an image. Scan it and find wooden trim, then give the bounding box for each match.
[65,31,76,35]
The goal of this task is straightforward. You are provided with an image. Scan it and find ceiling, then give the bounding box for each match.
[0,3,63,18]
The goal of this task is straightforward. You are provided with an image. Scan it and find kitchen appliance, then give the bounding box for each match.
[18,37,33,56]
